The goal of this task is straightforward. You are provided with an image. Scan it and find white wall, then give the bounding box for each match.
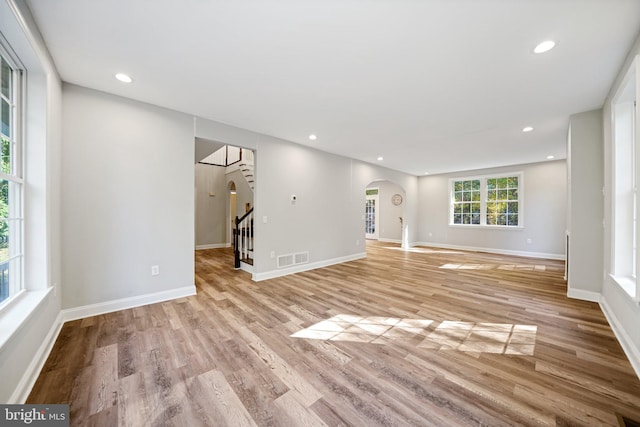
[0,0,62,403]
[61,84,195,309]
[602,32,640,377]
[417,161,567,258]
[252,135,418,279]
[567,109,604,299]
[366,180,405,242]
[195,163,228,248]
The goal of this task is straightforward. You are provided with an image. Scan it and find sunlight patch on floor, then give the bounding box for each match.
[440,263,547,271]
[291,315,537,355]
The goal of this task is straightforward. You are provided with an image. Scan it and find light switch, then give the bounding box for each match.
[263,216,268,224]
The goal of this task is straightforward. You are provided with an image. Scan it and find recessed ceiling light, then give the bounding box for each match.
[534,40,556,54]
[424,172,430,175]
[522,126,534,132]
[547,155,555,160]
[308,134,317,141]
[115,73,133,83]
[377,156,384,161]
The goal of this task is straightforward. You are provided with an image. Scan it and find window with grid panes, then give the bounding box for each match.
[452,179,481,225]
[0,48,23,307]
[486,176,519,226]
[450,174,522,227]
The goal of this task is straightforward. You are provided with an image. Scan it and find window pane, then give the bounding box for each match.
[463,181,471,191]
[1,135,10,175]
[507,177,518,188]
[508,214,519,226]
[487,179,496,190]
[463,203,470,214]
[487,213,497,225]
[0,220,6,263]
[472,180,480,190]
[507,202,518,214]
[463,215,471,224]
[497,189,508,200]
[471,191,480,201]
[0,257,8,303]
[454,203,462,214]
[497,214,507,225]
[454,191,462,202]
[1,98,10,139]
[454,181,462,192]
[1,57,10,99]
[507,189,518,200]
[487,190,496,201]
[462,192,470,202]
[497,178,508,188]
[453,214,462,224]
[471,213,480,224]
[471,203,480,213]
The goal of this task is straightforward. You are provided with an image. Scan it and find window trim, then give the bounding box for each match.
[449,172,524,229]
[610,55,639,302]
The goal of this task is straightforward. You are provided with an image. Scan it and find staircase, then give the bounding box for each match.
[234,208,254,268]
[237,149,255,191]
[238,161,255,191]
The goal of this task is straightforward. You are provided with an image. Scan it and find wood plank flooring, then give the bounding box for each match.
[28,241,640,426]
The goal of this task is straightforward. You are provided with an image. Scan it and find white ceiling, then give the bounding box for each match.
[25,0,640,175]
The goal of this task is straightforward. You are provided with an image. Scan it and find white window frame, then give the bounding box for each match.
[450,172,524,229]
[610,55,639,301]
[0,38,25,311]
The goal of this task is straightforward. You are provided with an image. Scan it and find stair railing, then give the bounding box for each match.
[234,208,254,268]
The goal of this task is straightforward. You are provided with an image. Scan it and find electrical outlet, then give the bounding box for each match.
[270,251,275,259]
[151,265,160,276]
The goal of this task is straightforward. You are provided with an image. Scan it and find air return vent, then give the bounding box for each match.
[277,251,309,269]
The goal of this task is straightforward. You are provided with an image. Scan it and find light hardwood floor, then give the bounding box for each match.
[28,242,640,426]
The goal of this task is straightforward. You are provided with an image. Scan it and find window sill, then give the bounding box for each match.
[0,287,52,353]
[609,274,638,301]
[449,224,524,230]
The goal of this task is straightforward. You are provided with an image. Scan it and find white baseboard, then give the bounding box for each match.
[10,311,64,403]
[567,288,600,302]
[196,243,230,250]
[254,252,366,281]
[239,261,253,275]
[412,241,565,260]
[600,296,640,380]
[61,285,197,323]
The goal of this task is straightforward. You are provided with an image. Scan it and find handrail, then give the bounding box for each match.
[234,208,254,268]
[236,207,254,225]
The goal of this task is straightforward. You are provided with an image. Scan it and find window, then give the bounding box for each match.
[0,47,23,307]
[486,176,519,226]
[450,174,522,227]
[611,55,638,299]
[452,179,480,225]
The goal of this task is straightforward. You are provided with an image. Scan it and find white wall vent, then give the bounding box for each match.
[295,252,309,264]
[277,251,309,269]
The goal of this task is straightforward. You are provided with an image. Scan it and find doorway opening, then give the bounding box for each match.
[365,188,379,240]
[365,180,406,247]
